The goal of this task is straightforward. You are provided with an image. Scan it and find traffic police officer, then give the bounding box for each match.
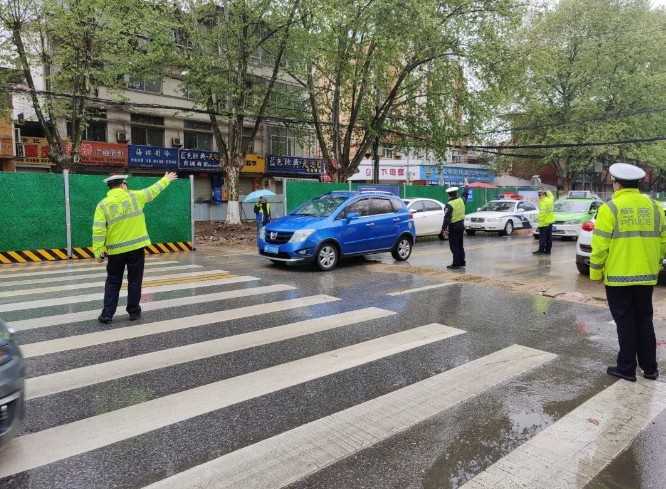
[92,172,177,324]
[590,163,665,381]
[442,186,466,269]
[534,188,555,255]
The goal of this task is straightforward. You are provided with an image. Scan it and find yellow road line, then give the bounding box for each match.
[133,272,233,288]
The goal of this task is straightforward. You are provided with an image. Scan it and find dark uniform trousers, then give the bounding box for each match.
[538,224,553,253]
[606,285,658,375]
[448,221,466,267]
[102,247,145,318]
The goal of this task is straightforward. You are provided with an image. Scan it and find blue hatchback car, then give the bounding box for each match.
[258,191,416,271]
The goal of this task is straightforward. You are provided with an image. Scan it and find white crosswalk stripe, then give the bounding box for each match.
[0,275,256,313]
[0,264,202,287]
[0,269,226,299]
[142,344,556,489]
[26,307,395,399]
[0,323,463,478]
[459,378,666,489]
[9,283,292,331]
[20,295,340,358]
[387,282,455,296]
[0,259,181,278]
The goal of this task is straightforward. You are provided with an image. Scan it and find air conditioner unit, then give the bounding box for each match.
[171,137,182,147]
[116,131,127,143]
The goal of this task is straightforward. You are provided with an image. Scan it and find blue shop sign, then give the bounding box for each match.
[267,155,324,177]
[178,149,221,172]
[128,145,178,170]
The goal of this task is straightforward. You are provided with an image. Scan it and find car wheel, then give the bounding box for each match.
[501,220,514,236]
[316,243,339,271]
[576,261,590,276]
[392,236,413,261]
[465,229,476,236]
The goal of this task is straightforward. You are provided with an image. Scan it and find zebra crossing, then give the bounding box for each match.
[0,256,664,488]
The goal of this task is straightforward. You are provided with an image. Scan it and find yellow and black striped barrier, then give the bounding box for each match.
[0,242,194,264]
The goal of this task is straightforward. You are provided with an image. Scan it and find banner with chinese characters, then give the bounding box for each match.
[419,165,495,186]
[241,153,266,174]
[0,116,14,158]
[266,155,325,177]
[64,141,128,166]
[348,160,419,181]
[20,137,51,165]
[178,149,221,172]
[128,145,178,170]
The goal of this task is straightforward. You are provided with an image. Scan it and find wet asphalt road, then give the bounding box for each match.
[0,235,664,489]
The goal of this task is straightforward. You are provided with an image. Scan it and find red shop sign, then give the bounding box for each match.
[66,141,128,166]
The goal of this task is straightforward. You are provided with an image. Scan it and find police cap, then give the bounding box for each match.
[446,186,459,194]
[609,163,645,181]
[103,174,128,184]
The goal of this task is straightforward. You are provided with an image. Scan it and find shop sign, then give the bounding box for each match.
[21,137,50,164]
[128,144,178,170]
[178,149,221,172]
[67,141,128,166]
[349,161,419,181]
[0,117,13,158]
[241,153,266,174]
[266,155,324,177]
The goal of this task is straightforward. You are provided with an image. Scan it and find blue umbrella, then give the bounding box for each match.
[243,189,276,203]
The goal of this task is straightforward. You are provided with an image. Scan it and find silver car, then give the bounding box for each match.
[0,319,25,448]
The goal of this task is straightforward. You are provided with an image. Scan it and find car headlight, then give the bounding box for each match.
[0,344,12,366]
[289,229,315,243]
[259,227,266,240]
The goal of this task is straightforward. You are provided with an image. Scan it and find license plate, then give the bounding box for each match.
[264,245,280,254]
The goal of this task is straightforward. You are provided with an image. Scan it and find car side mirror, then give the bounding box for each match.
[346,212,360,221]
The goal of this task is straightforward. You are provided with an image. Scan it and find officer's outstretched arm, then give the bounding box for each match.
[91,205,108,259]
[136,173,176,207]
[590,205,613,281]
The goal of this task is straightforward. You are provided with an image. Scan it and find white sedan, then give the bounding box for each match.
[464,199,538,236]
[403,198,446,238]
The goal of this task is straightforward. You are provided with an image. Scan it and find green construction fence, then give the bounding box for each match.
[0,172,192,254]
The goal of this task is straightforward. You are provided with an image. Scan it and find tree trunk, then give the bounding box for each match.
[225,162,242,225]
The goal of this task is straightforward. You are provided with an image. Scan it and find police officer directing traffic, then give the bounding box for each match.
[534,188,555,255]
[590,162,665,381]
[442,186,466,270]
[92,172,177,324]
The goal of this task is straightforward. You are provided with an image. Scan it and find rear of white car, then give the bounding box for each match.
[404,198,446,237]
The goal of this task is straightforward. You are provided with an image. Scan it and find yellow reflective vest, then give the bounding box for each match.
[537,192,555,227]
[449,197,465,223]
[590,188,666,286]
[92,176,172,258]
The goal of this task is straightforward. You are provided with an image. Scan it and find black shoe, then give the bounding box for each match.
[128,311,142,321]
[607,366,637,382]
[98,315,112,325]
[644,370,660,380]
[533,250,544,255]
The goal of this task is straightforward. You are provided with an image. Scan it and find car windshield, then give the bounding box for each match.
[480,201,515,212]
[554,200,592,213]
[291,195,348,217]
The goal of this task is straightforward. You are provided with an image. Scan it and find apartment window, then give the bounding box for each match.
[242,134,255,153]
[127,76,162,93]
[131,114,165,146]
[67,110,107,142]
[183,120,213,150]
[269,126,296,156]
[382,146,394,159]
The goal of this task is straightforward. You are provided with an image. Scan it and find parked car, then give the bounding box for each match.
[464,199,537,236]
[403,198,446,239]
[534,191,603,241]
[258,191,416,271]
[576,201,666,282]
[0,319,25,449]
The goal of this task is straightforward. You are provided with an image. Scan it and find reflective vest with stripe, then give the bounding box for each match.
[449,197,465,224]
[537,192,555,227]
[590,188,666,286]
[92,176,172,258]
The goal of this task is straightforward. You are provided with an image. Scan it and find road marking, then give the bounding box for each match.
[0,276,258,314]
[139,272,231,287]
[141,344,555,489]
[0,323,461,478]
[26,307,395,399]
[10,283,289,332]
[387,283,455,296]
[20,295,340,358]
[459,378,666,489]
[0,259,180,277]
[0,265,202,287]
[0,269,227,299]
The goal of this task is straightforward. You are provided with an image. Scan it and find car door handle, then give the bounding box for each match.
[393,218,401,222]
[366,222,375,227]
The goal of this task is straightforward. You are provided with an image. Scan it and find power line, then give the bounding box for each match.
[468,135,666,150]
